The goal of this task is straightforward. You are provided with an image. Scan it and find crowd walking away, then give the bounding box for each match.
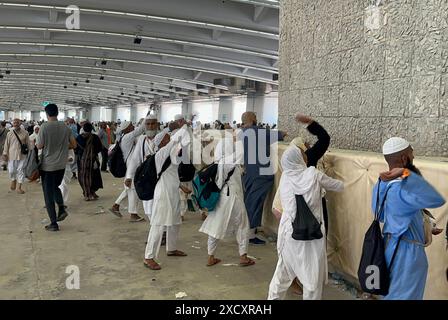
[1,104,446,301]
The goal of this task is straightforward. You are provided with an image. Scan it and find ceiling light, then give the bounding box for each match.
[101,60,107,65]
[134,37,142,44]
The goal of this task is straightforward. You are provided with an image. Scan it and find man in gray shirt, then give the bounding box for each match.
[36,104,77,231]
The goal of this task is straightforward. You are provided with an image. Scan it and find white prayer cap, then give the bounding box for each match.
[382,137,410,155]
[290,136,307,153]
[119,120,132,132]
[146,114,158,120]
[174,114,184,121]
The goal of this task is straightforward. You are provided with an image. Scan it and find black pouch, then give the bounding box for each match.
[291,194,323,241]
[12,130,29,155]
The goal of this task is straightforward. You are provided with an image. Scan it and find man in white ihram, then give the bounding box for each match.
[125,115,161,220]
[143,125,191,270]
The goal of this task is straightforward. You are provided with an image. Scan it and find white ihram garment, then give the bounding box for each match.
[199,138,249,256]
[8,159,25,183]
[119,123,145,214]
[59,150,75,203]
[145,126,191,260]
[268,145,343,300]
[126,135,156,218]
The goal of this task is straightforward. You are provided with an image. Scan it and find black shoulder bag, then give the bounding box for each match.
[12,130,29,155]
[291,194,323,241]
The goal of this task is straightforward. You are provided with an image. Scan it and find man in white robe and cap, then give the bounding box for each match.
[125,115,162,220]
[143,125,191,270]
[268,138,344,300]
[109,119,146,222]
[199,134,255,267]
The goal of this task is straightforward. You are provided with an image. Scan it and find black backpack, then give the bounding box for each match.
[134,142,171,201]
[291,194,323,241]
[177,148,196,182]
[358,180,402,296]
[108,137,128,178]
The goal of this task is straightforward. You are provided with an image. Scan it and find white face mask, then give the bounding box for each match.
[146,130,158,138]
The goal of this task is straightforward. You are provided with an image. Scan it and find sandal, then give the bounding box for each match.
[239,258,255,267]
[206,258,221,267]
[167,250,187,257]
[143,259,161,270]
[129,217,145,223]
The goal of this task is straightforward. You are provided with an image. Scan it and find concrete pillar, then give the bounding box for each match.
[110,107,117,122]
[218,96,233,123]
[83,106,92,121]
[246,94,265,124]
[31,111,40,121]
[181,99,188,116]
[130,104,137,123]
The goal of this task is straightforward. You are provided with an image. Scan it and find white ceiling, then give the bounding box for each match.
[0,0,279,111]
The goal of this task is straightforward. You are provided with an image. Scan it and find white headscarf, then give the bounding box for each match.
[281,145,319,195]
[153,128,170,150]
[118,120,131,133]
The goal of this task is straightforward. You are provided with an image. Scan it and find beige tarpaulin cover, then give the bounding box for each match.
[262,144,448,300]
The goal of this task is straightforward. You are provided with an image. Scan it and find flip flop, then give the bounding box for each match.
[206,258,221,267]
[167,250,187,257]
[239,259,255,267]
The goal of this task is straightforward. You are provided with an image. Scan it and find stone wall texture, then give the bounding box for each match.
[279,0,448,157]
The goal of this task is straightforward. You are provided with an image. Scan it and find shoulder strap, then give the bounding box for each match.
[142,137,146,160]
[157,156,171,180]
[12,129,24,145]
[125,143,135,163]
[374,178,393,221]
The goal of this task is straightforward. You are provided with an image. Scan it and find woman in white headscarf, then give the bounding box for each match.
[268,144,344,300]
[199,136,255,267]
[29,125,40,147]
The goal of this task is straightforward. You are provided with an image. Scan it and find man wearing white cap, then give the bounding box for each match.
[109,118,146,222]
[370,137,445,300]
[125,115,160,219]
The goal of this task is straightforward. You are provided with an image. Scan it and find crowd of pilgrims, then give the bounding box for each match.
[0,106,446,300]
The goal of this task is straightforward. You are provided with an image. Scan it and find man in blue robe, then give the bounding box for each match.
[239,112,286,245]
[372,137,445,300]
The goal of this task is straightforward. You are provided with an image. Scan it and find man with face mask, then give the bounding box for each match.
[372,137,445,300]
[125,115,160,219]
